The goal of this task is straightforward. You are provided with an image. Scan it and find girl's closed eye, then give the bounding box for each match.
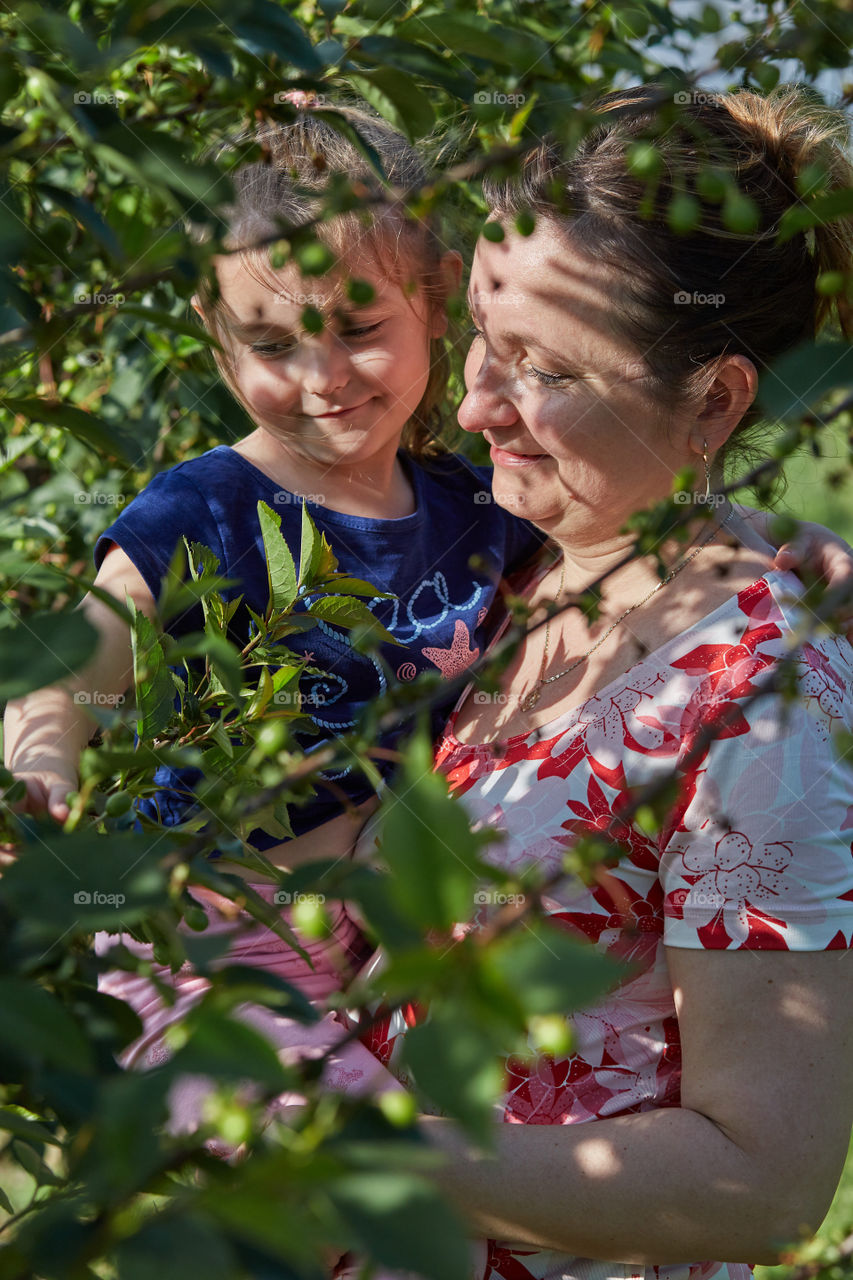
[249,339,296,358]
[342,320,385,341]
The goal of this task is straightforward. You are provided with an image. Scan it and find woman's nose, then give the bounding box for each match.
[457,352,519,435]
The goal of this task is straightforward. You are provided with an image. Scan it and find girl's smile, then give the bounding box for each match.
[205,252,448,491]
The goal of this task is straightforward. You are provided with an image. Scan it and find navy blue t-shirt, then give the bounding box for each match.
[94,445,544,847]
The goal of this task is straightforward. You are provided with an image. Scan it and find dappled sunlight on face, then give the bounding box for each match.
[459,221,691,549]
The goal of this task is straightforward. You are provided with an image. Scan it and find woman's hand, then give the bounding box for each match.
[736,506,853,637]
[773,518,853,595]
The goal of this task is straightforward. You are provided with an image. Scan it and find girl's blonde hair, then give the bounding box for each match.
[193,104,453,458]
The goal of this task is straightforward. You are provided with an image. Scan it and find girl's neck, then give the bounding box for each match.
[232,429,416,519]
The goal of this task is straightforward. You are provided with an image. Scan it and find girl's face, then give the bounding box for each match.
[459,220,694,548]
[210,251,448,470]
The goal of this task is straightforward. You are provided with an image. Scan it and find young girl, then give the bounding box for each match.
[2,104,545,1141]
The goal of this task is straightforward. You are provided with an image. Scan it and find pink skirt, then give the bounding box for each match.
[95,882,405,1140]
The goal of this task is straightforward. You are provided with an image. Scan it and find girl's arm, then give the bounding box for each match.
[3,546,158,822]
[421,946,852,1266]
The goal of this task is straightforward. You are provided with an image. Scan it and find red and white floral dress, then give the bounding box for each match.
[363,569,853,1280]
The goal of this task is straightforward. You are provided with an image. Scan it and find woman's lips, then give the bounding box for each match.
[489,444,547,467]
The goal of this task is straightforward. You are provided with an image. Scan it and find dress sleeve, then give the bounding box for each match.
[659,636,853,951]
[93,467,227,608]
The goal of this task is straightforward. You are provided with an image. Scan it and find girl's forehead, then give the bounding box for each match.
[216,248,417,312]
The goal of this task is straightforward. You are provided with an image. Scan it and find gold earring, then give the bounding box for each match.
[703,439,711,502]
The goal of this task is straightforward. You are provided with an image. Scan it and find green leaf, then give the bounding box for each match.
[112,1214,238,1280]
[298,500,320,588]
[402,1008,505,1141]
[329,1169,470,1280]
[0,610,98,701]
[377,730,486,929]
[398,14,550,76]
[778,186,853,242]
[170,1007,293,1091]
[321,576,393,599]
[95,124,231,205]
[0,1109,61,1147]
[307,595,400,645]
[10,1139,62,1187]
[232,0,322,71]
[258,500,298,615]
[129,600,175,738]
[488,922,622,1016]
[115,304,220,347]
[0,979,94,1074]
[758,340,853,421]
[349,34,476,99]
[77,1070,170,1200]
[0,398,133,463]
[36,183,122,260]
[0,826,169,935]
[346,68,435,140]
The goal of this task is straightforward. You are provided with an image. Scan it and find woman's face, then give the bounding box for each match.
[460,220,695,547]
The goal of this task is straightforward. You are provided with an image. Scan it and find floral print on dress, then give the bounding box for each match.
[414,570,853,1280]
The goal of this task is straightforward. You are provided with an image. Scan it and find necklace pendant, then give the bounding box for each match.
[520,687,541,713]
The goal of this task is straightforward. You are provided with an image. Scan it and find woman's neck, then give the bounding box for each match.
[548,506,737,601]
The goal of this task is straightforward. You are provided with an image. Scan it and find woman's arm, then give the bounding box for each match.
[421,946,852,1266]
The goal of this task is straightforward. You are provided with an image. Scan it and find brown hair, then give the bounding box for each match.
[192,104,453,458]
[483,84,853,488]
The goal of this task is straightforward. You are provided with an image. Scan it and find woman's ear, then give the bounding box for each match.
[190,294,206,322]
[429,250,464,338]
[690,354,758,457]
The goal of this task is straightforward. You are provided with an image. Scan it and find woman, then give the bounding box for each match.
[362,85,853,1279]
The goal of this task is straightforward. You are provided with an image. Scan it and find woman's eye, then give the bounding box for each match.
[527,364,573,387]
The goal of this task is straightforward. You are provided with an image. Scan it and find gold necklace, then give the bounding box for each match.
[519,508,735,713]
